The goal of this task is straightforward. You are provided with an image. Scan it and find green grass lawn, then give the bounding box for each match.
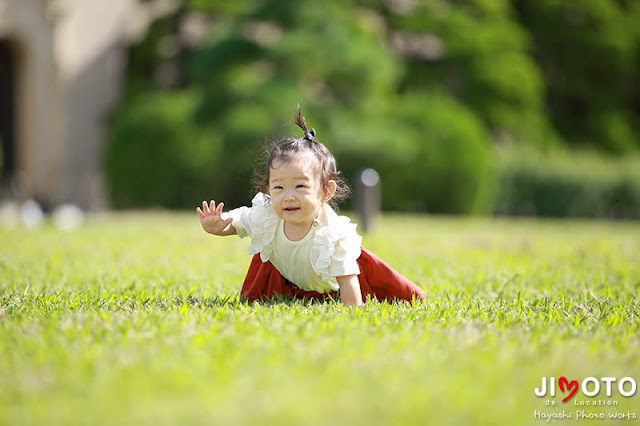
[1,212,639,425]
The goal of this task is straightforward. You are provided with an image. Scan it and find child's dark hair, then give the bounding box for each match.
[254,105,350,208]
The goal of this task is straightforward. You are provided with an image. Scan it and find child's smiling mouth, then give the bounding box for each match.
[284,207,300,212]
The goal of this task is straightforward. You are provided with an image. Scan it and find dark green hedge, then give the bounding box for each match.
[332,94,497,214]
[495,150,640,219]
[105,93,497,214]
[105,91,223,209]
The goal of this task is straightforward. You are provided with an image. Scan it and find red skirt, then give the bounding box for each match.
[240,248,426,304]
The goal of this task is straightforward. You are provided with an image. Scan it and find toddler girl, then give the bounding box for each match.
[197,106,426,306]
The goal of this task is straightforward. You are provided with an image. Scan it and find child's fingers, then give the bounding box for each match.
[196,207,205,218]
[216,202,224,214]
[209,200,216,213]
[202,201,210,214]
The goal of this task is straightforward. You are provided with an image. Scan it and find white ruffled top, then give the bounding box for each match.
[223,193,363,293]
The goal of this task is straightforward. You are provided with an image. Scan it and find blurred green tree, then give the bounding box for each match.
[513,0,640,152]
[188,0,498,212]
[105,91,222,208]
[107,0,499,212]
[375,0,554,147]
[187,0,403,208]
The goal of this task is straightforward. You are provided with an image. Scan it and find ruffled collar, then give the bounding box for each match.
[246,193,279,262]
[247,193,362,283]
[311,205,362,282]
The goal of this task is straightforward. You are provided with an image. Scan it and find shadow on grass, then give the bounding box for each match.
[0,288,345,313]
[173,294,340,309]
[3,287,432,313]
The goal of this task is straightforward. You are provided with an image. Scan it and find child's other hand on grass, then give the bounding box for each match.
[197,200,235,236]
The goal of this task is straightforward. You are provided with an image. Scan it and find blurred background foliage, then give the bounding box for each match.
[106,0,640,218]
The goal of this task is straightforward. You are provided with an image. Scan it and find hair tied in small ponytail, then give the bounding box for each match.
[295,104,317,141]
[304,128,316,142]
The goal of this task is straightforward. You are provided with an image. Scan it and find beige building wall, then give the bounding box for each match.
[0,0,63,208]
[0,0,166,210]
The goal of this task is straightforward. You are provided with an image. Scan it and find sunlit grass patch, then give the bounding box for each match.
[1,213,639,425]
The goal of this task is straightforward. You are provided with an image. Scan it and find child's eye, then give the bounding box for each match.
[296,184,307,189]
[273,186,283,190]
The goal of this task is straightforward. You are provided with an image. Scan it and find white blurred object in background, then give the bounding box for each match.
[0,201,20,228]
[52,204,85,231]
[21,199,44,229]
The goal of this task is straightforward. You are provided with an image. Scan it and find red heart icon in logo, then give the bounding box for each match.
[559,376,579,402]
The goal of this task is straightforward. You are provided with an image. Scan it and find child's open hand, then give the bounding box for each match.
[197,200,235,236]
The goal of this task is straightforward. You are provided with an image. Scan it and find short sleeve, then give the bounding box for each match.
[224,206,251,239]
[311,215,363,282]
[222,193,279,262]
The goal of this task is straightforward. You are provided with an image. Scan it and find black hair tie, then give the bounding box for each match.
[304,128,316,142]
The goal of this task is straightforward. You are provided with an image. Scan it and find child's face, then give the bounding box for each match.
[268,153,327,230]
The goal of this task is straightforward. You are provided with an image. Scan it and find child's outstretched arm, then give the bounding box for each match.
[336,275,363,307]
[197,200,236,236]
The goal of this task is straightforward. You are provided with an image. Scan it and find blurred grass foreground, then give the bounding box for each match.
[1,212,639,425]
